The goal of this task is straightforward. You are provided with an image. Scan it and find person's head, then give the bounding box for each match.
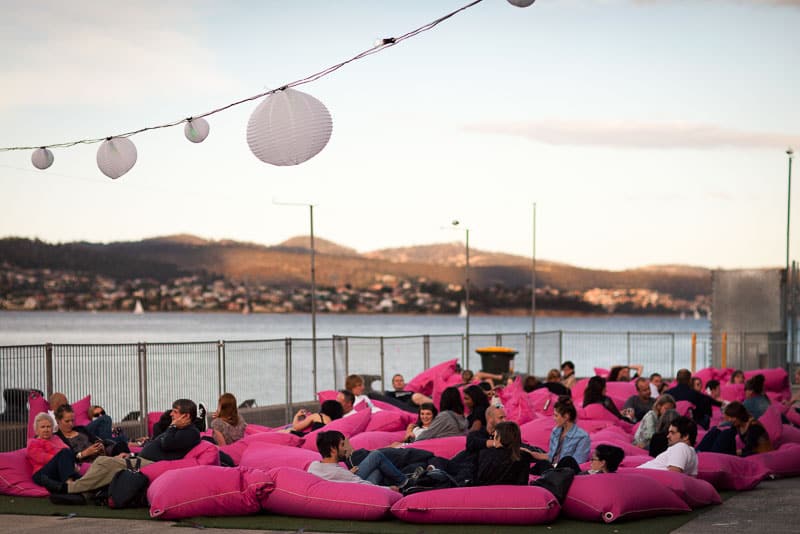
[33,412,54,439]
[653,394,676,416]
[416,402,438,428]
[609,366,630,382]
[171,398,197,428]
[691,376,703,392]
[668,416,698,447]
[439,387,465,415]
[90,405,106,420]
[216,393,240,424]
[656,408,680,433]
[320,399,344,421]
[635,377,651,400]
[723,401,751,427]
[493,421,522,461]
[315,430,349,460]
[463,384,488,410]
[591,444,625,473]
[391,374,406,391]
[485,403,507,433]
[48,392,67,412]
[706,379,721,399]
[461,369,474,384]
[54,403,75,432]
[554,396,577,427]
[336,390,355,414]
[675,369,692,385]
[649,373,663,390]
[546,369,561,383]
[583,376,607,407]
[745,374,765,397]
[730,370,745,384]
[523,375,539,393]
[345,374,365,396]
[561,361,575,377]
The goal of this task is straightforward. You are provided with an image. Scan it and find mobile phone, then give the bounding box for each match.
[543,399,551,410]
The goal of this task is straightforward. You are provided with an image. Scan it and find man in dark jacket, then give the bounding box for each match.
[666,369,713,429]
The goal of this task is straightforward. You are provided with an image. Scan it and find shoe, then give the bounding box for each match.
[196,402,208,431]
[49,492,86,505]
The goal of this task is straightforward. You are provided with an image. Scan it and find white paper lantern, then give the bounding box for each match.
[507,0,535,7]
[96,137,137,179]
[184,117,210,143]
[31,147,54,170]
[247,88,333,166]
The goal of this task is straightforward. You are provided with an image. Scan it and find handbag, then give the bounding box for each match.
[108,456,149,508]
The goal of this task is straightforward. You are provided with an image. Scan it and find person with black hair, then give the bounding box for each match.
[530,396,590,475]
[696,401,772,456]
[336,389,356,417]
[463,385,490,432]
[637,415,698,475]
[414,387,468,441]
[583,376,632,422]
[561,361,577,389]
[476,421,537,485]
[665,369,716,429]
[587,444,625,474]
[288,399,343,436]
[743,374,770,419]
[402,402,438,443]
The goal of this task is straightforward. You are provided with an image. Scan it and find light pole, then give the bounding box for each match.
[273,199,318,396]
[530,202,536,376]
[787,148,794,368]
[787,148,793,276]
[451,221,471,366]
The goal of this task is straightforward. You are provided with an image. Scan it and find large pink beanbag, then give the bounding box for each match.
[301,409,371,451]
[563,473,690,522]
[776,424,800,447]
[350,431,407,450]
[744,368,789,392]
[262,466,400,520]
[758,405,783,444]
[405,359,459,396]
[245,431,303,448]
[407,436,466,459]
[219,440,248,465]
[618,468,721,509]
[696,452,767,490]
[675,401,695,417]
[0,449,48,497]
[392,485,560,525]
[244,424,272,435]
[140,440,220,481]
[240,443,320,471]
[720,383,745,403]
[590,436,649,458]
[604,382,635,410]
[148,465,272,519]
[747,443,800,477]
[527,388,558,417]
[520,419,554,450]
[576,419,614,434]
[365,410,416,432]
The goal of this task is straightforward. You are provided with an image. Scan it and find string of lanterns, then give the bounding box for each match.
[10,0,534,179]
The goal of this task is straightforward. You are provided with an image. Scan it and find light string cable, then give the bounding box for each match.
[0,0,485,153]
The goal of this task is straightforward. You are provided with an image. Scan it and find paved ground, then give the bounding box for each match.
[1,476,798,534]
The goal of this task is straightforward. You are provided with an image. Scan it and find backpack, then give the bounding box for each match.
[108,457,149,509]
[401,468,459,495]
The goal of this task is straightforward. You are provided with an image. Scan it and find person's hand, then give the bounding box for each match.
[118,452,130,459]
[212,410,219,419]
[172,412,192,428]
[389,485,401,493]
[350,466,359,474]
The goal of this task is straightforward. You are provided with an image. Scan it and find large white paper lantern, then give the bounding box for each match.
[96,137,137,179]
[507,0,535,7]
[184,117,210,143]
[247,88,333,166]
[31,147,54,170]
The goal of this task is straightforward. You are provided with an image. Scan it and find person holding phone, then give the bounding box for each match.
[54,404,105,463]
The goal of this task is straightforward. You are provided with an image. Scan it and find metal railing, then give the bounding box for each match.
[1,330,797,452]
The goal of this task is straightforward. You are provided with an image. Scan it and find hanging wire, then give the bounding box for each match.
[0,0,485,153]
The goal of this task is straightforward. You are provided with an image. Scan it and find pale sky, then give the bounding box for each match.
[1,0,798,271]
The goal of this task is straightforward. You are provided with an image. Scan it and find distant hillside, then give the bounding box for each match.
[0,235,711,298]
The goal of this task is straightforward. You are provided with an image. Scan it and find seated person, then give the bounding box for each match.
[476,421,537,485]
[66,399,201,497]
[608,364,643,382]
[637,416,698,476]
[561,361,577,389]
[622,377,656,422]
[530,397,591,475]
[87,405,128,444]
[743,375,770,420]
[307,430,408,490]
[533,369,570,396]
[337,390,357,417]
[633,394,676,449]
[461,369,503,388]
[666,369,718,429]
[463,385,490,432]
[523,375,540,393]
[649,373,666,396]
[691,377,704,392]
[705,380,722,403]
[696,401,772,456]
[345,374,381,413]
[289,400,343,436]
[583,376,632,422]
[54,404,109,464]
[27,413,81,495]
[384,374,433,409]
[586,444,625,474]
[648,407,681,457]
[730,370,745,384]
[210,393,248,445]
[402,402,438,443]
[415,387,468,441]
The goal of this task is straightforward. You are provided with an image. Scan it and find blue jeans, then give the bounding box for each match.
[33,449,79,492]
[356,450,406,486]
[88,414,128,444]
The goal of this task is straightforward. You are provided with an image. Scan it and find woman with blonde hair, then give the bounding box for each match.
[633,394,676,449]
[210,393,247,446]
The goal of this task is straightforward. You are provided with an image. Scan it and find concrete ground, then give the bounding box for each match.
[1,476,798,534]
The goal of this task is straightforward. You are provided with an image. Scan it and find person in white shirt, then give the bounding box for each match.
[307,430,408,490]
[637,415,698,476]
[345,375,381,414]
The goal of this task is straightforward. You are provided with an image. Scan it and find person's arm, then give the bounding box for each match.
[667,465,684,473]
[573,433,592,464]
[159,424,200,452]
[291,410,317,431]
[629,364,644,378]
[603,397,630,421]
[212,428,226,447]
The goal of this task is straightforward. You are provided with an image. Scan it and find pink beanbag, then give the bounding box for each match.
[747,443,800,478]
[240,443,320,472]
[720,383,745,403]
[590,436,648,458]
[148,465,272,519]
[317,390,338,403]
[0,449,48,497]
[758,405,783,444]
[244,424,272,434]
[520,418,554,450]
[262,466,400,520]
[786,407,800,427]
[392,485,560,525]
[563,473,690,522]
[350,431,407,450]
[219,440,249,465]
[576,419,614,434]
[693,368,717,386]
[775,424,800,447]
[675,400,695,417]
[604,381,636,410]
[245,431,303,448]
[527,388,558,417]
[696,452,767,490]
[618,468,721,509]
[366,410,416,432]
[406,436,466,459]
[140,440,220,482]
[744,368,789,392]
[302,409,371,451]
[405,359,459,396]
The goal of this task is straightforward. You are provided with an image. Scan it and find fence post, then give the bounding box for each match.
[423,335,430,370]
[285,338,292,424]
[217,340,226,397]
[496,334,502,347]
[721,332,728,369]
[332,336,338,390]
[558,330,564,365]
[691,333,697,372]
[45,343,54,397]
[345,336,350,378]
[138,342,148,439]
[379,337,385,392]
[670,333,676,376]
[626,332,631,366]
[526,333,532,376]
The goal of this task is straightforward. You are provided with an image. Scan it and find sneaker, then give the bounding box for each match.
[196,402,208,431]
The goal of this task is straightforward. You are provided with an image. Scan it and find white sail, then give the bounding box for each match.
[133,299,144,315]
[458,301,467,318]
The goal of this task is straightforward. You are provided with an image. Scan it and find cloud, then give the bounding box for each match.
[462,119,799,150]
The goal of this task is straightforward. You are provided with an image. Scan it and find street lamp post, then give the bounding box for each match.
[530,202,536,376]
[787,148,793,277]
[451,221,471,366]
[787,148,794,368]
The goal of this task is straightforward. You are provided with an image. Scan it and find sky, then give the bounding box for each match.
[1,0,799,271]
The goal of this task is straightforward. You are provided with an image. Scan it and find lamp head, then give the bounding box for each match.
[452,220,460,227]
[788,147,794,156]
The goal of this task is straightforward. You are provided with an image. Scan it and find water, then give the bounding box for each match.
[0,311,709,346]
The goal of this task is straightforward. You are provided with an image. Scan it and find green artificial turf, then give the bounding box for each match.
[0,494,727,534]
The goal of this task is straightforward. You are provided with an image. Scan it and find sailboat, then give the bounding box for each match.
[458,301,468,318]
[133,299,144,315]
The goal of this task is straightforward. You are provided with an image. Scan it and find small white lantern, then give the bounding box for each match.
[31,147,54,170]
[247,88,333,166]
[184,117,210,143]
[507,0,535,7]
[96,137,137,179]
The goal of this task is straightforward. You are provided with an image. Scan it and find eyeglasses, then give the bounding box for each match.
[590,457,601,461]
